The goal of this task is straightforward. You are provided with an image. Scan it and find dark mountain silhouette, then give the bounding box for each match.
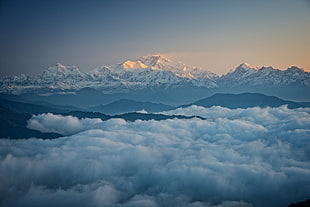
[0,98,69,114]
[0,106,61,139]
[288,199,310,207]
[90,99,173,115]
[61,111,203,122]
[184,93,308,109]
[0,104,201,139]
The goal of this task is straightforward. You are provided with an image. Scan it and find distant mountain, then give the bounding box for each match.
[113,112,204,122]
[90,99,173,115]
[217,63,310,101]
[63,111,203,122]
[219,63,258,84]
[184,93,308,109]
[0,98,201,139]
[0,55,218,95]
[0,55,309,104]
[288,199,310,207]
[0,98,72,114]
[138,55,219,80]
[219,63,310,88]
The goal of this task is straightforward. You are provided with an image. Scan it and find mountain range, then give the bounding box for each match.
[184,93,310,109]
[90,99,173,115]
[0,55,309,106]
[1,92,309,139]
[0,55,218,94]
[0,100,199,139]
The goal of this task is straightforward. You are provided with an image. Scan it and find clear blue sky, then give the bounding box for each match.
[0,0,309,75]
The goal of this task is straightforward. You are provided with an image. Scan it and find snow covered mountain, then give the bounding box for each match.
[0,63,88,94]
[221,63,258,82]
[0,55,218,94]
[138,55,219,80]
[0,55,309,100]
[219,63,310,88]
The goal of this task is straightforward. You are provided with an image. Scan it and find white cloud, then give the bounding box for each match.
[1,106,310,207]
[26,113,103,135]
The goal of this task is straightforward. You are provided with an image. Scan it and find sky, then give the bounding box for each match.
[0,0,309,76]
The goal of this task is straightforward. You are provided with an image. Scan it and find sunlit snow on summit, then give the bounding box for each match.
[239,62,258,70]
[122,60,148,69]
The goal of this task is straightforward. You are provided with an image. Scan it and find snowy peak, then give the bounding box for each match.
[105,54,218,81]
[1,56,309,95]
[220,63,310,88]
[238,62,258,70]
[55,63,66,70]
[137,54,218,80]
[138,54,171,68]
[42,63,82,78]
[235,62,258,73]
[286,66,305,73]
[53,63,79,72]
[122,60,148,69]
[88,66,112,78]
[223,62,258,80]
[259,66,274,71]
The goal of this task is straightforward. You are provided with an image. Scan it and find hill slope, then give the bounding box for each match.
[185,93,306,109]
[0,106,62,139]
[90,99,173,115]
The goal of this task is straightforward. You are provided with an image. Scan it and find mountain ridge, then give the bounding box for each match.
[0,54,309,103]
[0,55,219,95]
[90,99,173,115]
[1,92,309,139]
[183,92,307,109]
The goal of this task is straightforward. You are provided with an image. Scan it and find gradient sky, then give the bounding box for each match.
[0,0,309,76]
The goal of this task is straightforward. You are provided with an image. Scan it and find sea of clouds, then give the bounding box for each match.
[0,105,310,207]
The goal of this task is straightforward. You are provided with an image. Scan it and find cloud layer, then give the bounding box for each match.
[1,106,310,207]
[27,113,103,135]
